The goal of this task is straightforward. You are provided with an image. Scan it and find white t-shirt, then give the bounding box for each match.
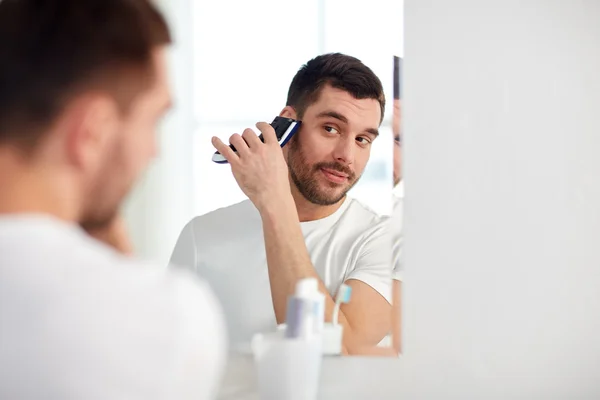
[169,196,393,349]
[0,214,227,400]
[391,181,404,281]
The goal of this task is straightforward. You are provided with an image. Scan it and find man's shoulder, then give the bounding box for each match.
[343,196,391,227]
[177,199,264,251]
[78,255,226,346]
[0,217,226,398]
[320,197,391,247]
[80,248,220,308]
[186,199,258,229]
[1,251,226,398]
[2,228,224,335]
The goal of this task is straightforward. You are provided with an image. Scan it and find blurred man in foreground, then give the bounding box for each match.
[0,0,227,398]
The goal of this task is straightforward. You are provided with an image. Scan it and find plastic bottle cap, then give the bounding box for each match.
[296,278,318,297]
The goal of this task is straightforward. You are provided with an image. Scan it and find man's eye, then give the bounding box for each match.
[324,126,339,134]
[357,137,372,145]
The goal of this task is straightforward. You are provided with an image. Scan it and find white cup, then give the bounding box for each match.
[277,323,344,356]
[321,323,343,356]
[251,332,323,400]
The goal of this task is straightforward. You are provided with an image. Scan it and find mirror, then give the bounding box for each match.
[350,55,403,357]
[168,0,403,358]
[392,55,403,355]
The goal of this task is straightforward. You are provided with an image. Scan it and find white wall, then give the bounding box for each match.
[401,0,600,397]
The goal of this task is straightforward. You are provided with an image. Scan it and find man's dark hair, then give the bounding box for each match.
[394,56,402,100]
[286,53,385,122]
[0,0,171,150]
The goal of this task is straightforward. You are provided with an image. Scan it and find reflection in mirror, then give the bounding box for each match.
[169,0,401,358]
[392,56,403,355]
[351,55,403,357]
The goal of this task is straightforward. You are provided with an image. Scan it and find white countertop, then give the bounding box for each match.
[217,353,403,400]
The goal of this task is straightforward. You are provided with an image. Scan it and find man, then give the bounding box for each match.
[170,53,393,354]
[0,1,226,399]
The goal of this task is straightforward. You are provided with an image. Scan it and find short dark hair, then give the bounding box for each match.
[286,53,385,122]
[393,56,402,100]
[0,0,171,150]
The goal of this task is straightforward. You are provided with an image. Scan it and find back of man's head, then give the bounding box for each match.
[286,52,386,123]
[0,0,171,151]
[0,0,173,230]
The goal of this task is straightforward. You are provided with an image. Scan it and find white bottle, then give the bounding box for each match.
[295,278,325,336]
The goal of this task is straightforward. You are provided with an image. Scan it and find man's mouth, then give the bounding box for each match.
[320,167,349,184]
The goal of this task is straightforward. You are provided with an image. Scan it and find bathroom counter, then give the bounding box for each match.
[217,353,402,400]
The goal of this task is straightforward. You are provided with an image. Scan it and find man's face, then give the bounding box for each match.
[393,98,402,186]
[284,85,382,206]
[80,48,172,229]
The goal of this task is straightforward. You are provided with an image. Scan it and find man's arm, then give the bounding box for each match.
[260,196,391,353]
[212,123,392,354]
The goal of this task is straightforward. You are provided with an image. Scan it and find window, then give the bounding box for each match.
[191,0,403,216]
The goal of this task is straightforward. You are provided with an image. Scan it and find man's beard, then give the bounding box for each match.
[79,145,130,232]
[287,138,359,206]
[79,177,122,232]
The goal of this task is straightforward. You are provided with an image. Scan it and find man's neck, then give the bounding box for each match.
[289,182,346,223]
[0,148,79,222]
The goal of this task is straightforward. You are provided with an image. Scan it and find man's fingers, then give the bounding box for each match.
[211,136,239,164]
[242,128,262,148]
[256,121,277,145]
[230,133,253,158]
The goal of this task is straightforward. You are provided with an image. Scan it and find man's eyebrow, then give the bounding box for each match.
[366,128,379,136]
[316,110,348,123]
[316,110,379,136]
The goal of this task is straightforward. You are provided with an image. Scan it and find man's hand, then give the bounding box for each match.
[211,122,292,213]
[83,215,134,256]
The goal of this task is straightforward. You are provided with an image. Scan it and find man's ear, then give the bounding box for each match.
[279,106,298,120]
[279,106,299,159]
[64,94,119,172]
